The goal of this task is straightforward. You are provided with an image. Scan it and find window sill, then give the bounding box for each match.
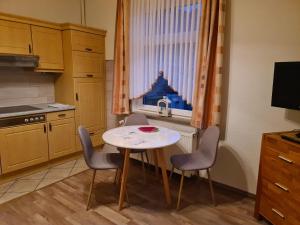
[133,108,191,125]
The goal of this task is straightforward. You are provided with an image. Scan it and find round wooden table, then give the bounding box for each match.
[102,125,181,210]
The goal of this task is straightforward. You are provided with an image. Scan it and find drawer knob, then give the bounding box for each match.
[278,155,293,164]
[85,48,92,51]
[271,208,285,219]
[86,74,94,78]
[274,182,289,192]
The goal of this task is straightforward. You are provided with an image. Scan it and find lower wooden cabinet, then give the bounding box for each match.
[0,123,48,173]
[48,117,75,159]
[255,132,300,225]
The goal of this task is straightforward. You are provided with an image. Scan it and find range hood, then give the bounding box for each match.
[0,54,39,68]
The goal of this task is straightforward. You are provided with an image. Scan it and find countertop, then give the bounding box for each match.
[0,103,75,119]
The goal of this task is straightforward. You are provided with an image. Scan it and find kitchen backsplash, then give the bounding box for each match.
[0,69,55,107]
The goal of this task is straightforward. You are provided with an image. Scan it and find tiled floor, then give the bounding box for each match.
[0,157,89,204]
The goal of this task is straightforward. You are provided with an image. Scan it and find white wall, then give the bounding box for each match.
[212,0,300,193]
[85,0,117,60]
[0,0,82,24]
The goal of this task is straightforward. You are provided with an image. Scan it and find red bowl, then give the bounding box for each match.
[138,126,159,132]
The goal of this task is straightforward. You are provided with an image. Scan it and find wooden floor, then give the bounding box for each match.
[0,160,268,225]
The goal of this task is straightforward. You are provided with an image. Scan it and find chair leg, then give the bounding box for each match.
[87,169,96,210]
[169,165,174,180]
[141,152,146,183]
[176,171,185,210]
[207,168,216,206]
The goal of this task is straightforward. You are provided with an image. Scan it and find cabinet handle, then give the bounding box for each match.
[28,44,32,54]
[49,123,52,132]
[271,208,285,219]
[278,155,293,164]
[43,124,46,133]
[75,93,79,101]
[85,48,92,51]
[86,74,94,78]
[274,183,289,192]
[58,113,66,118]
[89,132,95,135]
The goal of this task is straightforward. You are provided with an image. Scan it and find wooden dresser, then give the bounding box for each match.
[255,132,300,225]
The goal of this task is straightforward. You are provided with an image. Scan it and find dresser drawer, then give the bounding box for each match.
[260,195,287,225]
[70,30,104,53]
[261,147,293,185]
[47,110,74,121]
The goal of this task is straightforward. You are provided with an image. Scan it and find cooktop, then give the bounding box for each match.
[0,105,41,114]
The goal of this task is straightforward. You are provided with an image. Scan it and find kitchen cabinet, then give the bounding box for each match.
[55,25,106,150]
[74,78,106,133]
[0,123,48,174]
[0,20,32,55]
[70,30,105,53]
[47,111,75,159]
[31,26,64,71]
[72,51,105,78]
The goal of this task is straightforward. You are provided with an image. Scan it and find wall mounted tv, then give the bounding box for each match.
[271,62,300,110]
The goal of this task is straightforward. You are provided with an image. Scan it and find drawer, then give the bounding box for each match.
[47,110,74,121]
[72,51,105,78]
[260,195,287,225]
[261,147,299,191]
[70,30,104,53]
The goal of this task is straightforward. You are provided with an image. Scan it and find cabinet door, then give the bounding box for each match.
[0,123,48,174]
[31,26,64,71]
[74,78,106,134]
[70,30,105,53]
[0,20,32,55]
[48,118,75,159]
[72,51,104,78]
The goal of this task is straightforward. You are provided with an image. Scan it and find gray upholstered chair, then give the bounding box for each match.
[170,126,220,209]
[118,113,150,181]
[78,126,123,210]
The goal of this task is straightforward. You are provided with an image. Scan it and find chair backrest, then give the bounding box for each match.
[124,113,149,126]
[197,126,220,167]
[78,126,93,167]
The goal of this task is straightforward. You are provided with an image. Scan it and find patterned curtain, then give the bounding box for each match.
[191,0,226,128]
[112,0,131,115]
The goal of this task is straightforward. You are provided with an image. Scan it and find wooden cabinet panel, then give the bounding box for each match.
[71,30,104,53]
[48,118,75,159]
[47,110,74,121]
[76,129,105,151]
[0,123,48,173]
[31,26,64,71]
[0,20,32,55]
[74,78,106,134]
[72,51,104,78]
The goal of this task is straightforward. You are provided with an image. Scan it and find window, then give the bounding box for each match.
[143,75,192,111]
[130,0,201,118]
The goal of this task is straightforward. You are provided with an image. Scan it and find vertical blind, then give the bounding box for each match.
[129,0,202,104]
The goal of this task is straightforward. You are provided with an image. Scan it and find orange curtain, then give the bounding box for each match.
[112,0,131,115]
[191,0,226,128]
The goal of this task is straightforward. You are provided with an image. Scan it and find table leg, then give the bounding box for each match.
[155,148,172,206]
[118,148,130,210]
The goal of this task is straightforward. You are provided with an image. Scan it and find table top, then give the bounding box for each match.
[102,125,181,149]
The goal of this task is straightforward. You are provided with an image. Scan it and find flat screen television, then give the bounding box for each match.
[271,62,300,110]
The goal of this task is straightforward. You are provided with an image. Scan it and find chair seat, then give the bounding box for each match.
[88,152,123,170]
[170,153,212,171]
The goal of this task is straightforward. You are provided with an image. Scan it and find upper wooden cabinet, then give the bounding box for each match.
[72,51,105,78]
[0,20,32,55]
[70,30,105,53]
[31,26,64,71]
